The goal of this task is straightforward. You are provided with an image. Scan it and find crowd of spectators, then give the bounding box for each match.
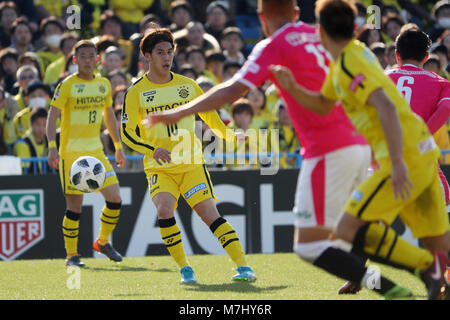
[0,0,449,173]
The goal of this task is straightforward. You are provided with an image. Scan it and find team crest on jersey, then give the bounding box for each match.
[122,113,128,123]
[98,84,106,94]
[177,86,190,99]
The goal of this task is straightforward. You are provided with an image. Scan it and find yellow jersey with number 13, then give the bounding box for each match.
[321,39,440,166]
[50,73,113,158]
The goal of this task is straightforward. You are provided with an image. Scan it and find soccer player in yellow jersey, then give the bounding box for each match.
[46,40,126,267]
[121,28,256,283]
[270,0,450,299]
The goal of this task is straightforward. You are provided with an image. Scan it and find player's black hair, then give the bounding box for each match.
[30,107,48,124]
[140,28,175,56]
[315,0,357,40]
[395,28,431,62]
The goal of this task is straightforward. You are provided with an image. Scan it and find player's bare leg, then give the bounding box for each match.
[92,184,123,262]
[153,192,195,283]
[193,198,256,282]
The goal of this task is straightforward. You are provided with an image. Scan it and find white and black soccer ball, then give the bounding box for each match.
[70,156,106,193]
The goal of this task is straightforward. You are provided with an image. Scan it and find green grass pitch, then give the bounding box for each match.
[0,253,427,300]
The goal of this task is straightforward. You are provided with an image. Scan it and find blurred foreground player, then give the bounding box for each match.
[47,40,126,267]
[340,26,450,294]
[270,0,450,299]
[148,0,412,298]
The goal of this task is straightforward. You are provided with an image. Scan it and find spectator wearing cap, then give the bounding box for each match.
[220,26,246,65]
[174,20,221,53]
[99,46,126,77]
[205,49,226,84]
[37,16,65,71]
[205,1,233,43]
[92,10,134,75]
[168,0,193,33]
[9,17,34,55]
[44,31,80,87]
[13,107,49,174]
[430,1,450,42]
[18,52,44,81]
[0,85,19,152]
[13,81,51,139]
[14,65,39,112]
[0,2,19,48]
[0,48,20,95]
[110,0,156,39]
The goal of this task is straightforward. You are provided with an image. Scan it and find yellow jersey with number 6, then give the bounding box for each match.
[50,73,113,158]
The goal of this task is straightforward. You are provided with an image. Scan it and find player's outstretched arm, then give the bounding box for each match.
[269,65,336,115]
[46,106,61,169]
[104,106,125,168]
[148,80,249,126]
[367,88,413,201]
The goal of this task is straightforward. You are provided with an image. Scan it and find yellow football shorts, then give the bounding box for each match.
[59,152,119,195]
[344,155,450,239]
[146,164,217,209]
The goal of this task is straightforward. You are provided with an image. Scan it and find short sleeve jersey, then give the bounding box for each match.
[321,40,440,164]
[234,21,366,159]
[386,64,450,133]
[50,73,113,158]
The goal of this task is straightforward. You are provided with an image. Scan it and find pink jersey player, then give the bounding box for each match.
[387,64,450,203]
[234,21,370,228]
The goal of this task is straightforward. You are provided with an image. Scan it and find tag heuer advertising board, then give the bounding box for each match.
[0,190,44,261]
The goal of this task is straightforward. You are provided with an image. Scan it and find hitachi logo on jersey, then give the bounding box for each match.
[76,96,107,104]
[145,100,190,114]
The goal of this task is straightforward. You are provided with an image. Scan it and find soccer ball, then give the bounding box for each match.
[70,156,106,193]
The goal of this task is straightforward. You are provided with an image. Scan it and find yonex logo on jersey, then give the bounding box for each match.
[184,183,207,199]
[143,90,156,102]
[75,84,85,93]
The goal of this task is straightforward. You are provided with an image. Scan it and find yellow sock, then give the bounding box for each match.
[354,223,434,271]
[159,218,189,268]
[62,210,80,258]
[98,201,121,244]
[210,217,247,267]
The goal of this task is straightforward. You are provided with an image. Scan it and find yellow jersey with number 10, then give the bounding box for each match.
[321,39,440,166]
[50,73,113,158]
[121,72,232,173]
